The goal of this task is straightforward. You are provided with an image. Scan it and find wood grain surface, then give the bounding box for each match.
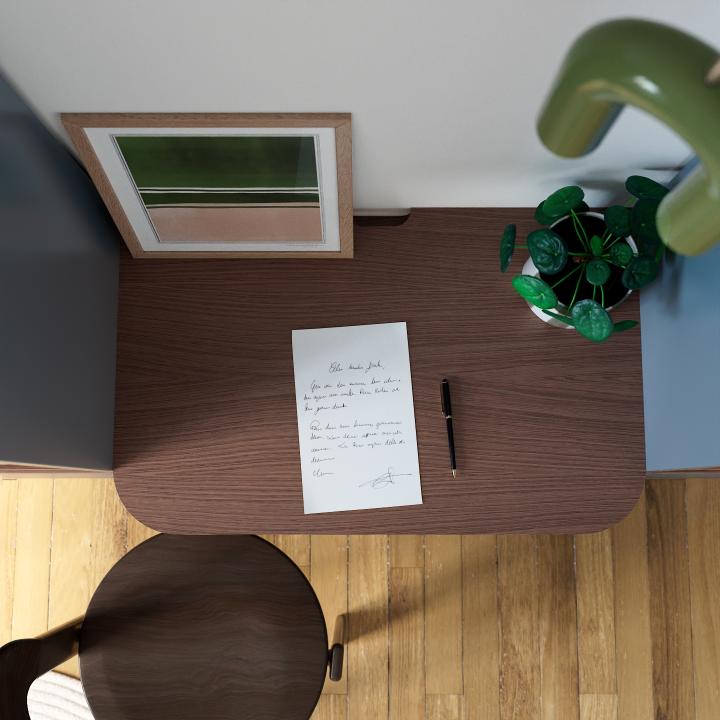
[686,480,720,719]
[461,535,499,720]
[310,535,348,695]
[537,535,579,720]
[113,208,645,534]
[389,567,424,720]
[425,536,462,695]
[79,534,329,720]
[497,534,540,720]
[647,479,696,720]
[0,479,18,647]
[347,535,388,719]
[575,531,617,696]
[12,479,53,640]
[612,491,653,720]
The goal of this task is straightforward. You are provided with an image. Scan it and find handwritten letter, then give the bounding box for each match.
[292,322,423,514]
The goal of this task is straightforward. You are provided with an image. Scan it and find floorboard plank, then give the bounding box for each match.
[126,510,158,549]
[275,534,311,567]
[646,479,695,720]
[425,535,463,695]
[90,479,127,589]
[575,530,616,695]
[311,695,348,720]
[685,479,720,720]
[12,478,53,640]
[461,535,499,720]
[311,535,349,695]
[537,535,578,720]
[579,693,617,720]
[0,479,18,645]
[612,492,653,720]
[389,567,424,720]
[427,695,464,720]
[48,478,97,676]
[389,535,424,569]
[497,535,539,720]
[348,535,388,720]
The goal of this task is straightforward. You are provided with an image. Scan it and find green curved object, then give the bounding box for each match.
[537,19,720,256]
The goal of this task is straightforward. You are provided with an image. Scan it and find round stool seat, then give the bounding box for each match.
[79,535,328,720]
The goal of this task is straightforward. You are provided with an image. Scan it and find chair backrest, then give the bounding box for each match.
[0,618,82,720]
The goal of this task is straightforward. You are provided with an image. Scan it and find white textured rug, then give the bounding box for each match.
[27,671,93,720]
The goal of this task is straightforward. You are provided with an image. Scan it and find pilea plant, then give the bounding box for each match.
[499,175,669,342]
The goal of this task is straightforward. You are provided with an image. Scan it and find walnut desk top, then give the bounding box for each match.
[113,209,645,534]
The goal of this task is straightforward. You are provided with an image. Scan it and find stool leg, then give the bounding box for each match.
[328,614,346,682]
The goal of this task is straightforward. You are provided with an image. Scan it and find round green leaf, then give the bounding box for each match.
[571,299,614,342]
[534,201,555,226]
[609,241,634,267]
[630,198,662,253]
[622,256,659,290]
[604,205,631,237]
[511,275,558,310]
[590,235,604,256]
[575,201,590,213]
[614,320,639,333]
[626,175,669,200]
[585,258,611,286]
[541,186,585,220]
[499,223,516,272]
[527,229,568,274]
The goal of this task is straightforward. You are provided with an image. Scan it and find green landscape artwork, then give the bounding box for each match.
[114,135,322,243]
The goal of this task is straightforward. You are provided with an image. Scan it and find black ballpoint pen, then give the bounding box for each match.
[441,379,457,478]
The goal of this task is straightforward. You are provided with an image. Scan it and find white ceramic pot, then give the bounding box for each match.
[521,212,637,328]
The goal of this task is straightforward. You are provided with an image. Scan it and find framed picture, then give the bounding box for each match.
[62,113,353,258]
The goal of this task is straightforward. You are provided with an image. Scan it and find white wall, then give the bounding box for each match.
[1,0,718,208]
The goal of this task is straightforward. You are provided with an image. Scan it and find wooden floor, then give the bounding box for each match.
[1,476,718,720]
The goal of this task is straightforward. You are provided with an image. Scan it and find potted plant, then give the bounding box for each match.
[500,176,668,342]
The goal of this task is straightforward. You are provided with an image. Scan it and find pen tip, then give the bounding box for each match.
[452,469,457,479]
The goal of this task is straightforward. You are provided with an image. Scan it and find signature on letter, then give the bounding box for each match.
[359,467,412,489]
[313,468,335,478]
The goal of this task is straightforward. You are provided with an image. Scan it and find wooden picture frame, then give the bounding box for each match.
[62,113,353,258]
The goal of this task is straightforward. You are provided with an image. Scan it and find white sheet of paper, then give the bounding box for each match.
[292,322,423,514]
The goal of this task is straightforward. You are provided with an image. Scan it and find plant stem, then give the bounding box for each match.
[605,236,624,249]
[600,285,605,308]
[573,226,591,254]
[568,252,590,257]
[550,262,583,288]
[568,267,583,311]
[593,285,597,302]
[570,209,590,250]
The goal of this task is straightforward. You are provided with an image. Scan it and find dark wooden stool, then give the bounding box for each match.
[1,535,345,720]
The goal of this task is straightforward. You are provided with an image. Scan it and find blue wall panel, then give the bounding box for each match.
[640,244,720,472]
